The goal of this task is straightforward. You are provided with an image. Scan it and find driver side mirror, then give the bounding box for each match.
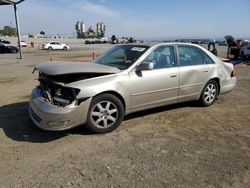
[136,62,154,71]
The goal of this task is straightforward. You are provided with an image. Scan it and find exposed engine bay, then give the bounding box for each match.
[37,72,110,107]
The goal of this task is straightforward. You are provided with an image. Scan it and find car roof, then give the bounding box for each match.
[118,42,204,48]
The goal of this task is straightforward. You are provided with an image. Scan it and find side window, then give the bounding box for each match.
[201,50,215,64]
[178,46,204,66]
[143,46,175,69]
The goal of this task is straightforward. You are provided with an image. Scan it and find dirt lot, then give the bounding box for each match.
[0,44,250,188]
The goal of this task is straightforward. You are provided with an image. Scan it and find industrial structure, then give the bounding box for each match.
[75,21,106,39]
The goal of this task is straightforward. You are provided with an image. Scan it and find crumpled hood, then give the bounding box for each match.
[35,61,121,75]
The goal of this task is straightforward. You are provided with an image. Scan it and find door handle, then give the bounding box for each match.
[204,70,209,73]
[170,75,177,78]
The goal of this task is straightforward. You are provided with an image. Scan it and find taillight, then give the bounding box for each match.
[231,70,236,77]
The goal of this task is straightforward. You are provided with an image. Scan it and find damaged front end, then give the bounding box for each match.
[29,61,121,131]
[31,61,120,108]
[29,70,94,131]
[37,72,81,107]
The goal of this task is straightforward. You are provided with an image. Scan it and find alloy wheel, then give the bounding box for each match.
[90,101,118,129]
[204,83,216,104]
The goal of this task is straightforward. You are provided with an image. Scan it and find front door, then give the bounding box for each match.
[129,46,179,111]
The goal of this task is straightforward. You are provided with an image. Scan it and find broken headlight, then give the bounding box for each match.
[52,87,80,107]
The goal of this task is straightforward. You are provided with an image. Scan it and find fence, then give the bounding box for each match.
[48,51,98,62]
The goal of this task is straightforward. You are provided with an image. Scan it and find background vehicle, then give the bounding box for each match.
[217,40,227,46]
[0,39,10,44]
[29,43,236,133]
[224,35,238,59]
[0,43,18,53]
[85,37,109,44]
[111,35,119,44]
[42,42,69,50]
[240,42,250,60]
[18,41,28,47]
[224,35,249,60]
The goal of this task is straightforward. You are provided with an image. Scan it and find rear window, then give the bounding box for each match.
[201,50,215,64]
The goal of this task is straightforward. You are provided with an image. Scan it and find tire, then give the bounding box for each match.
[86,94,124,133]
[199,80,218,107]
[63,46,67,51]
[48,46,52,50]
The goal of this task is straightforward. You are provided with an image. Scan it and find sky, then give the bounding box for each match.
[0,0,250,39]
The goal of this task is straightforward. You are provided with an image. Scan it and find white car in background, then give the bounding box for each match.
[18,41,27,47]
[43,42,69,50]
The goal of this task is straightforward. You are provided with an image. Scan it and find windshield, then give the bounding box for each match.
[94,45,149,70]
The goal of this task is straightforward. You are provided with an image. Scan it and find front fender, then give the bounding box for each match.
[66,72,130,110]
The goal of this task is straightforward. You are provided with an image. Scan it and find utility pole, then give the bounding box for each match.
[14,3,22,59]
[0,0,25,59]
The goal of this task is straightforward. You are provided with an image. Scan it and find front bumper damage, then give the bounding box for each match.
[29,88,92,131]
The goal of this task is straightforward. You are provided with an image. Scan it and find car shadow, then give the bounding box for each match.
[0,101,91,143]
[124,101,198,121]
[0,101,199,143]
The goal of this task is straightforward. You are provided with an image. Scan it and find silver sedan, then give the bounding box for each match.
[29,43,236,133]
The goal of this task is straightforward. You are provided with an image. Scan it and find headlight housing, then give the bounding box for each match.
[53,87,80,107]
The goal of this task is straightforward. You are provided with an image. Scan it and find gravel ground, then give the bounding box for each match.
[0,44,250,188]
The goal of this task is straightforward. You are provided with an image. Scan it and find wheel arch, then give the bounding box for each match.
[210,77,220,95]
[199,78,221,99]
[93,91,126,111]
[198,78,220,106]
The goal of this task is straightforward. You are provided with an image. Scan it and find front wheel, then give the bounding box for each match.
[86,94,124,133]
[63,46,67,50]
[199,80,218,107]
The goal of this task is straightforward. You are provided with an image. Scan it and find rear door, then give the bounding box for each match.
[177,45,212,102]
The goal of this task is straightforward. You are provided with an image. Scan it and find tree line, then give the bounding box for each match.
[0,26,17,36]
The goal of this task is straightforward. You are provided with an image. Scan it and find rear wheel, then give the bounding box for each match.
[199,80,218,107]
[86,94,124,133]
